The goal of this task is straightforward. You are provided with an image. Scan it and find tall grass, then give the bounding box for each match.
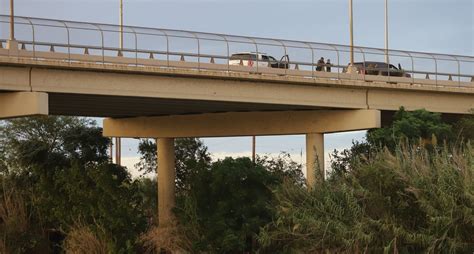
[63,223,113,254]
[0,184,49,253]
[140,223,194,253]
[0,188,28,253]
[258,144,474,253]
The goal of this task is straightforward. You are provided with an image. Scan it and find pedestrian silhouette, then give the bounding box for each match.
[326,59,332,72]
[316,57,324,71]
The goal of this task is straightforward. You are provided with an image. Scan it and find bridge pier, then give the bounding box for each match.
[306,133,324,187]
[157,138,176,227]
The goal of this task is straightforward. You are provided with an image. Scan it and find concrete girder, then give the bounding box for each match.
[0,92,48,119]
[103,109,381,138]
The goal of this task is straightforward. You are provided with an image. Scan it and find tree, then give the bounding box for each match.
[256,152,305,186]
[367,107,453,150]
[136,138,211,193]
[174,157,279,252]
[330,141,373,175]
[0,116,147,253]
[330,108,455,175]
[454,109,474,142]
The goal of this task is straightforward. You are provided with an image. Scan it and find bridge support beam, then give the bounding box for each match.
[306,133,324,187]
[103,110,381,138]
[0,92,49,119]
[157,138,176,228]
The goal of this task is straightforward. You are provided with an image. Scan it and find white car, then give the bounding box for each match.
[229,52,289,69]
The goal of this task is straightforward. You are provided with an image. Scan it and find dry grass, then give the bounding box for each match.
[63,223,112,254]
[140,222,194,253]
[0,188,29,254]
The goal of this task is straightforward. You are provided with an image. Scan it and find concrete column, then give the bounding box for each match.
[306,133,324,187]
[157,138,176,227]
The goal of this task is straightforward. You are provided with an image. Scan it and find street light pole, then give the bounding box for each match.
[349,0,354,66]
[252,136,256,163]
[115,0,124,165]
[385,0,389,64]
[9,0,15,41]
[6,0,18,50]
[119,0,123,50]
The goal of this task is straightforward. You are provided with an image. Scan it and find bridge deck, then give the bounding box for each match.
[0,15,473,118]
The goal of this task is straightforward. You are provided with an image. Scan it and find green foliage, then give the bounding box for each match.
[330,141,374,175]
[45,163,146,252]
[0,186,50,253]
[259,144,474,253]
[174,157,279,253]
[256,152,305,186]
[367,107,453,150]
[0,116,147,253]
[454,109,474,142]
[331,107,466,175]
[135,177,158,223]
[136,138,211,193]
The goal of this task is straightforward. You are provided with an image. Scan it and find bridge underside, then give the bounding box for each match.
[47,93,321,118]
[0,92,463,127]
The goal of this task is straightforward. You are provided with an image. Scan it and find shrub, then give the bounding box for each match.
[165,157,278,252]
[63,223,112,254]
[259,143,474,253]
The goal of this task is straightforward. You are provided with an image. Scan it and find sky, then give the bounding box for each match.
[1,0,472,177]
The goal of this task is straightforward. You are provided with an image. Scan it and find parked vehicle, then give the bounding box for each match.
[343,61,411,77]
[229,52,290,69]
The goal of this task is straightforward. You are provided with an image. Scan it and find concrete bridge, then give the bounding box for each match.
[0,15,473,227]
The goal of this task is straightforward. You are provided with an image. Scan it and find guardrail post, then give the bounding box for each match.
[84,48,89,55]
[20,42,26,50]
[6,40,18,51]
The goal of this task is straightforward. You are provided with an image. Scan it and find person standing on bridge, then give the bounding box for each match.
[326,59,332,72]
[316,57,324,71]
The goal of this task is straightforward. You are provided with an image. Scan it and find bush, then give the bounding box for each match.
[63,223,113,254]
[169,157,279,252]
[0,185,49,254]
[259,144,474,253]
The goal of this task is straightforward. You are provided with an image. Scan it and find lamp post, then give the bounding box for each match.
[385,0,389,64]
[346,0,357,73]
[7,0,18,50]
[349,0,354,66]
[119,0,123,50]
[252,136,256,163]
[9,0,14,41]
[115,0,124,165]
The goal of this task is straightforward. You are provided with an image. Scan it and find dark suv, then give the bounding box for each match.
[343,61,411,77]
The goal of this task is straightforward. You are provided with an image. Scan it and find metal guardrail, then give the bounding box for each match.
[0,15,473,88]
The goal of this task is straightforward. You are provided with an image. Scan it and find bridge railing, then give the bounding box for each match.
[0,15,473,88]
